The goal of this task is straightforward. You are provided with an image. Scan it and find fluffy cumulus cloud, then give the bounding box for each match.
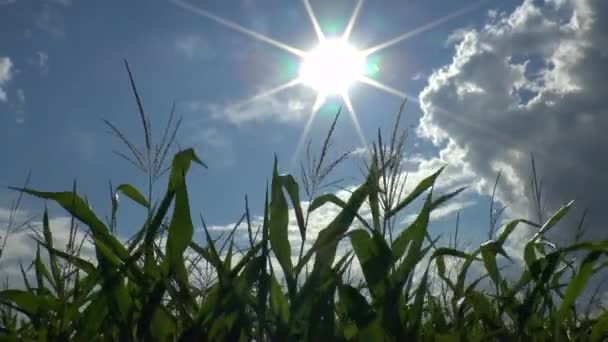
[0,208,96,288]
[419,0,608,243]
[0,57,13,102]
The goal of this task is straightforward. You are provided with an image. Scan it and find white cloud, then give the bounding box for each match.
[419,0,608,243]
[36,4,65,38]
[16,89,25,103]
[0,57,13,102]
[0,208,96,289]
[183,126,236,167]
[37,51,49,75]
[46,0,71,6]
[192,84,315,125]
[175,34,214,60]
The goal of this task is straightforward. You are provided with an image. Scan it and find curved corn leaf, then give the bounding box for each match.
[0,290,41,316]
[9,187,128,261]
[308,193,372,231]
[301,180,370,274]
[531,200,574,242]
[430,186,467,212]
[168,148,206,191]
[116,183,150,208]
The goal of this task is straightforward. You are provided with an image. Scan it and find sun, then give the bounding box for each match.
[299,39,366,96]
[171,0,486,165]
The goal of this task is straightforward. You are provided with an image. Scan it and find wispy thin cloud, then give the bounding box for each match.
[36,4,66,38]
[175,34,215,60]
[203,87,314,125]
[0,57,13,102]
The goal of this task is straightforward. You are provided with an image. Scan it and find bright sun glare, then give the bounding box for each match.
[171,0,485,165]
[299,39,366,95]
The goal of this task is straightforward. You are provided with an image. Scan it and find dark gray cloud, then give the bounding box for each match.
[419,0,608,243]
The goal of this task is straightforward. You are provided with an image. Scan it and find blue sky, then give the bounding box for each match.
[2,0,608,280]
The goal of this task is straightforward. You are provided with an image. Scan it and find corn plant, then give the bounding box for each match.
[1,63,607,341]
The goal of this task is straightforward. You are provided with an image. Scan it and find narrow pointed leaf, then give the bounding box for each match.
[116,183,150,208]
[386,166,445,218]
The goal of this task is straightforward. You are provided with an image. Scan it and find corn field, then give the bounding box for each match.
[1,63,608,341]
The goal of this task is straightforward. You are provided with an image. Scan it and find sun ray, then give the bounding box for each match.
[241,78,302,105]
[312,92,327,113]
[362,0,487,56]
[170,0,305,57]
[303,0,325,42]
[341,93,367,151]
[342,0,365,42]
[290,93,325,169]
[359,76,407,99]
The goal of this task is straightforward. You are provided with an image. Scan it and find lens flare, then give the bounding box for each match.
[170,0,488,164]
[299,39,366,95]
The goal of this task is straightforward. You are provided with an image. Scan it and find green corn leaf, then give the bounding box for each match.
[391,193,432,288]
[367,158,381,232]
[430,186,467,212]
[94,237,124,269]
[523,241,538,271]
[591,310,608,342]
[269,274,289,325]
[237,255,265,290]
[38,242,97,275]
[480,240,504,287]
[531,200,574,242]
[19,263,33,292]
[455,248,482,298]
[468,291,498,326]
[558,251,601,321]
[34,244,54,292]
[338,284,375,326]
[163,151,197,282]
[301,180,370,274]
[333,251,354,277]
[150,307,176,341]
[279,174,306,241]
[255,184,270,341]
[386,166,445,218]
[497,219,522,245]
[41,208,63,297]
[411,267,430,337]
[10,187,128,261]
[308,193,372,231]
[269,157,294,294]
[116,183,150,208]
[431,248,473,290]
[350,229,391,301]
[75,292,108,340]
[168,148,206,191]
[0,289,40,316]
[230,242,263,278]
[190,241,223,273]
